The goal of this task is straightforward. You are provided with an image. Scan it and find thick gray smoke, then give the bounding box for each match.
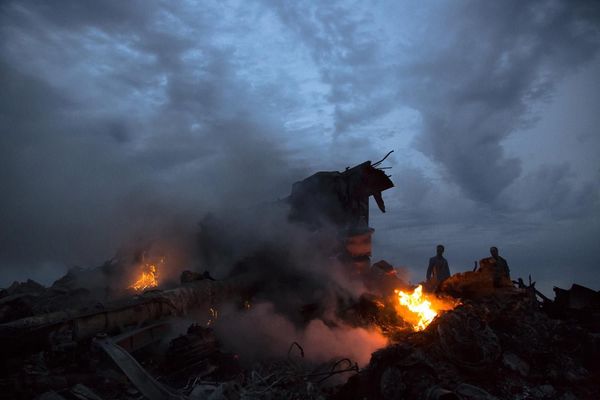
[0,1,308,285]
[193,205,388,367]
[213,302,387,367]
[1,1,599,305]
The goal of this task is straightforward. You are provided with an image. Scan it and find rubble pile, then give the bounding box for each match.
[190,354,357,400]
[337,288,600,400]
[2,274,598,399]
[0,278,95,324]
[1,161,598,399]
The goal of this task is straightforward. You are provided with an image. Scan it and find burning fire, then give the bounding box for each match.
[395,285,456,331]
[206,307,218,327]
[129,264,159,291]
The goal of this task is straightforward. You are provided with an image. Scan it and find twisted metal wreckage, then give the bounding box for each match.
[1,153,599,399]
[1,155,394,397]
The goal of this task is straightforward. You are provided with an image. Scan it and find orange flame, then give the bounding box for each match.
[206,307,218,326]
[129,264,158,291]
[395,285,455,331]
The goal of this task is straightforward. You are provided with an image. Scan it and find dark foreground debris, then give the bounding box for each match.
[336,287,600,400]
[7,159,600,398]
[1,275,599,399]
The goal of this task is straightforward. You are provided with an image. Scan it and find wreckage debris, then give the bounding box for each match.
[3,273,598,399]
[336,286,600,400]
[1,160,599,399]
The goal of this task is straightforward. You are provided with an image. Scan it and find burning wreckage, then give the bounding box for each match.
[1,155,599,400]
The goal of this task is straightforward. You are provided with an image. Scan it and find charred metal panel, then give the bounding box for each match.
[0,274,255,357]
[288,160,394,233]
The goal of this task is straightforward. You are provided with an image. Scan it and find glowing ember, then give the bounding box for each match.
[395,285,453,331]
[129,264,158,291]
[206,307,218,326]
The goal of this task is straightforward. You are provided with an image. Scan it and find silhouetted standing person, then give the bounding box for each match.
[426,245,450,291]
[490,246,510,286]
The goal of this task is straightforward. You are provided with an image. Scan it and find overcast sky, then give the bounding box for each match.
[1,0,599,295]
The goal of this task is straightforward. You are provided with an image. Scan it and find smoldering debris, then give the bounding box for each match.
[2,275,599,399]
[336,286,600,400]
[212,302,388,367]
[1,159,599,399]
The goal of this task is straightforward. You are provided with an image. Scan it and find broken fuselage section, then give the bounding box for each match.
[287,160,394,269]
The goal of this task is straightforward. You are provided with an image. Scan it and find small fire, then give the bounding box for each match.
[206,307,218,326]
[395,285,455,331]
[129,264,159,291]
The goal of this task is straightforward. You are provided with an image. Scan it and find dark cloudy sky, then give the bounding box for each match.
[1,0,599,295]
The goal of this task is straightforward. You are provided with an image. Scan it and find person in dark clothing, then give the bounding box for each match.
[489,246,510,286]
[426,245,450,290]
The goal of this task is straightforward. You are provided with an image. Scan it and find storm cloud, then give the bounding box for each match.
[1,0,599,294]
